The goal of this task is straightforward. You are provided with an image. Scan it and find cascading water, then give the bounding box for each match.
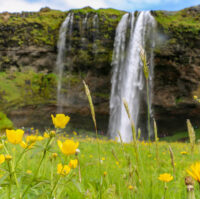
[92,14,99,53]
[56,13,74,113]
[81,13,88,49]
[108,11,156,142]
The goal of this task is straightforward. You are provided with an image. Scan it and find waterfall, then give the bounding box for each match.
[81,13,88,48]
[92,14,99,53]
[56,13,74,113]
[108,11,156,142]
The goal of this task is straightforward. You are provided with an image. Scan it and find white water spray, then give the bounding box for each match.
[108,11,156,142]
[56,13,74,113]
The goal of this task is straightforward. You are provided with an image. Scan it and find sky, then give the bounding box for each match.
[0,0,199,13]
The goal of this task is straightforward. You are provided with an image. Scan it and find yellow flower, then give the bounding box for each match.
[52,153,58,158]
[194,95,198,100]
[26,135,43,143]
[51,114,70,129]
[57,163,71,176]
[187,162,200,182]
[128,185,134,190]
[36,136,44,141]
[69,159,78,169]
[26,170,32,174]
[6,129,24,144]
[73,131,77,136]
[20,141,34,149]
[101,157,105,161]
[181,151,188,155]
[57,139,79,155]
[26,135,38,143]
[5,155,12,161]
[116,161,119,165]
[0,155,5,164]
[158,173,173,182]
[44,132,50,138]
[50,131,56,137]
[103,171,107,177]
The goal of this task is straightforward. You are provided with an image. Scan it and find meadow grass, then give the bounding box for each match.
[0,130,200,198]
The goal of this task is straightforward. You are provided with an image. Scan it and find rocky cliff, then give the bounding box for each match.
[0,6,200,135]
[153,5,200,135]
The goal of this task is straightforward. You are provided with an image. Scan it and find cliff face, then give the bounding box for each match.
[0,7,124,131]
[0,6,200,134]
[153,5,200,134]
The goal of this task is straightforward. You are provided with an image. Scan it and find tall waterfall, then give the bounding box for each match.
[92,14,99,53]
[56,13,74,113]
[108,11,156,142]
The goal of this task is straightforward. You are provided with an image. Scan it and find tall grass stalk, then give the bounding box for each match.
[154,120,159,163]
[83,80,102,198]
[169,146,175,176]
[123,99,140,169]
[117,131,127,159]
[187,119,196,153]
[140,48,151,143]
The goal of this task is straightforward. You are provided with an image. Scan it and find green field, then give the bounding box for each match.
[0,125,199,199]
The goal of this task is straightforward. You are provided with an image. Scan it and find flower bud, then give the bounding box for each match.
[5,155,12,161]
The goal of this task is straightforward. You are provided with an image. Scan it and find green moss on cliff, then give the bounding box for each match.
[71,7,125,16]
[0,70,57,111]
[0,7,125,49]
[154,7,200,37]
[0,10,67,46]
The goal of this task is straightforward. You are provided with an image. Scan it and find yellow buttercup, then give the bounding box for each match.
[69,159,78,169]
[187,162,200,182]
[57,163,71,176]
[51,114,70,129]
[6,129,24,144]
[57,139,79,155]
[158,173,173,182]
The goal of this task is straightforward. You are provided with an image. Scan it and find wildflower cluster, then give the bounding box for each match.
[0,113,80,198]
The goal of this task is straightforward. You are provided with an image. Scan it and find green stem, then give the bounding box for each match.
[163,183,167,199]
[7,161,12,199]
[2,141,19,188]
[146,79,151,143]
[51,159,54,190]
[21,137,53,198]
[51,175,61,197]
[14,149,27,170]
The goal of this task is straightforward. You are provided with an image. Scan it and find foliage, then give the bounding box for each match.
[154,8,200,41]
[0,112,13,131]
[0,70,57,111]
[0,125,200,198]
[0,10,67,46]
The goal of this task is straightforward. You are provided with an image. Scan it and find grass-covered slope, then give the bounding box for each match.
[154,5,200,45]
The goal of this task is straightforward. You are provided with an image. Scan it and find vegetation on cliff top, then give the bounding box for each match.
[0,9,67,46]
[0,7,125,47]
[154,6,200,37]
